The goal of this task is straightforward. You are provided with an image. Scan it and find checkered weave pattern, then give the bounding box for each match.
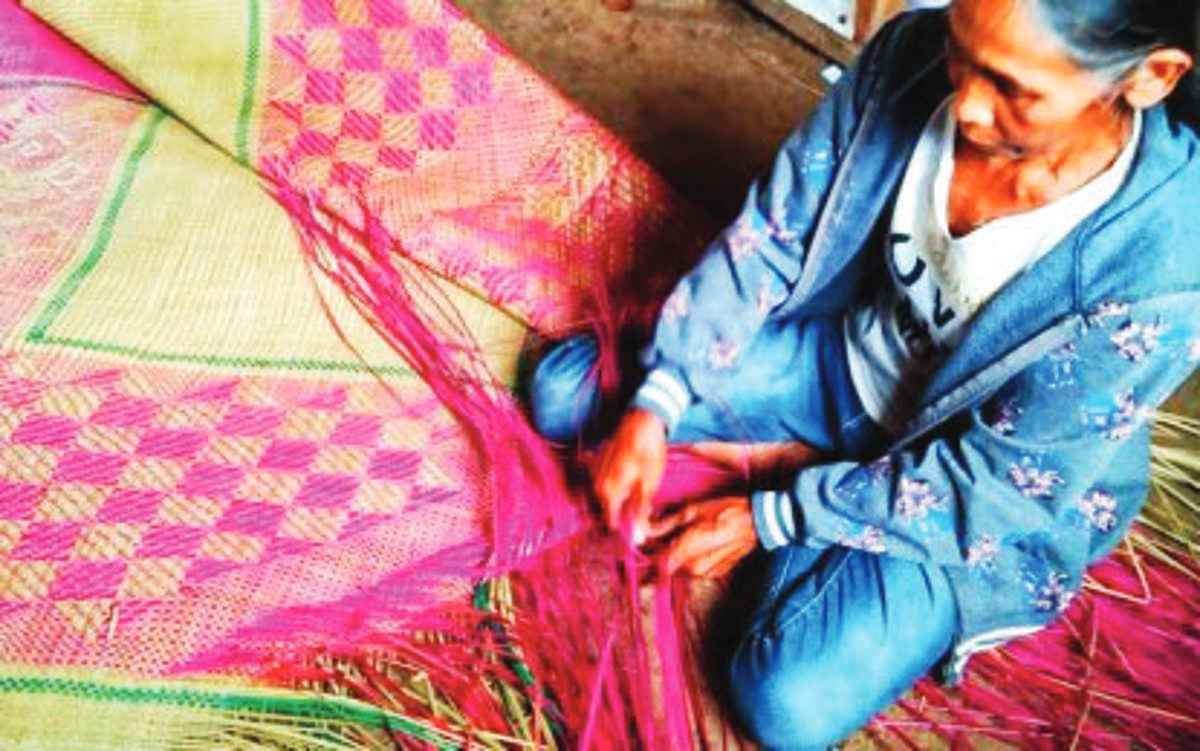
[259,0,702,332]
[0,349,484,670]
[0,360,447,602]
[268,0,498,190]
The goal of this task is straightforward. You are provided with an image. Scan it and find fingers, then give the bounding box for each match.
[593,442,630,531]
[631,436,667,542]
[595,448,649,545]
[661,520,723,577]
[629,475,658,545]
[652,496,756,578]
[647,509,678,541]
[694,546,748,579]
[662,527,750,579]
[646,502,699,540]
[591,412,667,539]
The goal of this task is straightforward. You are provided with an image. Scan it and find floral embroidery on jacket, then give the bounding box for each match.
[895,476,948,521]
[834,457,895,505]
[966,534,999,570]
[1039,341,1080,390]
[1110,320,1168,362]
[1087,300,1130,326]
[866,456,894,483]
[769,215,800,245]
[838,525,887,554]
[756,279,787,316]
[707,339,740,370]
[1027,570,1075,614]
[727,219,764,262]
[662,285,690,323]
[798,146,831,175]
[1008,461,1065,499]
[1075,489,1118,532]
[1085,389,1150,441]
[985,398,1022,436]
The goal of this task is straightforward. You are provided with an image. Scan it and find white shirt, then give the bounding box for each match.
[844,97,1142,431]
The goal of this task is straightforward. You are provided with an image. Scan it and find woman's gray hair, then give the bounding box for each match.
[1023,0,1199,123]
[1026,0,1197,77]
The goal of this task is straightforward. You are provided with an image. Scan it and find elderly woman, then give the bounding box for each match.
[530,0,1200,747]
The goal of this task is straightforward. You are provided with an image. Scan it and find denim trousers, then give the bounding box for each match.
[528,316,959,750]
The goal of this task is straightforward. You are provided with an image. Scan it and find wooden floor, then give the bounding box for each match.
[452,0,841,221]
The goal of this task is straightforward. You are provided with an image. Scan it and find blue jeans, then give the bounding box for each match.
[728,546,957,749]
[528,316,959,749]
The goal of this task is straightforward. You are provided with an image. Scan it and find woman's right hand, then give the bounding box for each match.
[592,408,667,544]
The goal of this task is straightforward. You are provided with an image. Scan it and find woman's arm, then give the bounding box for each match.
[755,297,1198,576]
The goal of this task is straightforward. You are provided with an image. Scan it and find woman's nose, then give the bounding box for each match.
[954,76,996,129]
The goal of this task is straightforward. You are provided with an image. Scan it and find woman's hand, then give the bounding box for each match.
[592,408,667,544]
[648,495,758,579]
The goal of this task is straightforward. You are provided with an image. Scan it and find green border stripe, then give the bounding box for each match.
[235,0,263,166]
[0,674,459,750]
[18,92,518,385]
[34,335,418,378]
[26,108,168,343]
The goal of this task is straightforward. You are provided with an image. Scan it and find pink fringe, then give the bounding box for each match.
[254,163,702,747]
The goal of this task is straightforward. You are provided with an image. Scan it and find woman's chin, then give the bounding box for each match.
[958,129,1025,159]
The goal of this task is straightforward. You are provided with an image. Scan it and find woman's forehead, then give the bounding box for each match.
[948,0,1094,86]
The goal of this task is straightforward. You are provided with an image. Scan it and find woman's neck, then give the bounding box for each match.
[948,104,1134,236]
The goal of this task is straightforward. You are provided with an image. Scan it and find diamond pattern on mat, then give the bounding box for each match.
[0,361,459,605]
[11,414,80,448]
[270,0,498,190]
[53,450,129,485]
[48,560,127,600]
[89,395,159,428]
[259,438,321,472]
[0,521,23,555]
[136,525,207,559]
[10,522,82,561]
[0,480,43,521]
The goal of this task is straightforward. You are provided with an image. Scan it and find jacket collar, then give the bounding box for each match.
[799,48,952,303]
[1083,104,1195,232]
[875,62,1198,414]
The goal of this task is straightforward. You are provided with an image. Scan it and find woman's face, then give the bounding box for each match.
[946,0,1122,158]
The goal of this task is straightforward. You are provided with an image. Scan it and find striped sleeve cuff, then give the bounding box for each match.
[751,490,798,551]
[630,368,693,436]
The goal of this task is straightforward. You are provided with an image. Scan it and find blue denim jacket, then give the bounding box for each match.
[630,9,1200,680]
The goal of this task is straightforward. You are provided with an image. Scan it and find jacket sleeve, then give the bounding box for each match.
[629,22,896,434]
[751,298,1199,575]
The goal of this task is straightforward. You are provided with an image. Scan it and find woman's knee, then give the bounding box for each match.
[527,335,601,441]
[727,635,865,750]
[724,554,958,749]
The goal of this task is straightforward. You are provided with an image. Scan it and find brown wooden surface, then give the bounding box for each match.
[455,0,832,220]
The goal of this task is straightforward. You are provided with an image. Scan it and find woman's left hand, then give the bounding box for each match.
[647,495,758,579]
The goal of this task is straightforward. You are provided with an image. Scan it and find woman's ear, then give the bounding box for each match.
[1121,48,1194,109]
